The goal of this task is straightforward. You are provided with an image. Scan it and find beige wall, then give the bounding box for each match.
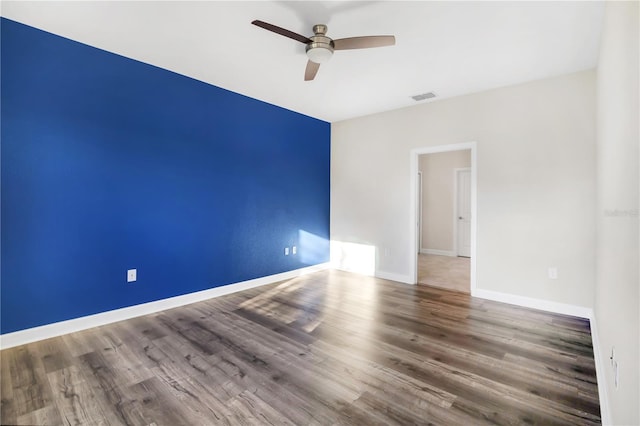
[419,150,471,253]
[594,2,639,424]
[331,69,596,307]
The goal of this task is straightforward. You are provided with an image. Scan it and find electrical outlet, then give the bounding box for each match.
[610,346,615,366]
[127,269,137,283]
[610,346,619,389]
[547,267,558,280]
[284,247,289,256]
[292,246,297,255]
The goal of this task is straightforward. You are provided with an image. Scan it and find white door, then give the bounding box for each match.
[456,169,471,257]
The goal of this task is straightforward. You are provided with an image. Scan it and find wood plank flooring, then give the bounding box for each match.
[0,269,600,425]
[418,254,470,293]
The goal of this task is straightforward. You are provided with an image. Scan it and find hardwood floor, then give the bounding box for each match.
[418,254,471,293]
[0,269,600,425]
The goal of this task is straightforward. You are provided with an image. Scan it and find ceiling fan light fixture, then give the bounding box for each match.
[252,19,396,81]
[306,45,333,63]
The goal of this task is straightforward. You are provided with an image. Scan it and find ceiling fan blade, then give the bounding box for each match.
[333,35,396,50]
[251,20,311,44]
[304,60,320,81]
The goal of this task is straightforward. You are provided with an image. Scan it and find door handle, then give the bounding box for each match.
[458,216,463,220]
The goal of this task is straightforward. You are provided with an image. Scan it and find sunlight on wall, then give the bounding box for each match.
[298,230,330,265]
[330,241,376,276]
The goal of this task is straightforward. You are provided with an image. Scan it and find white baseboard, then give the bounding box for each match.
[0,263,330,350]
[375,270,413,285]
[589,314,612,425]
[419,248,456,257]
[330,262,413,285]
[471,288,592,319]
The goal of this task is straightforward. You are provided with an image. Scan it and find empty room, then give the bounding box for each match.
[1,1,638,425]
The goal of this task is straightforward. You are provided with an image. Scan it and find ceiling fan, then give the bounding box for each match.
[251,20,396,81]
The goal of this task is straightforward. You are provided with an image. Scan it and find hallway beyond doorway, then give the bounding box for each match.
[418,254,470,293]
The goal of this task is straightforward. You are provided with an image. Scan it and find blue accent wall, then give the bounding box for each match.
[1,18,330,334]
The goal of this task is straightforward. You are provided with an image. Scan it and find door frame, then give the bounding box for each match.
[409,141,477,294]
[417,171,423,253]
[454,167,471,257]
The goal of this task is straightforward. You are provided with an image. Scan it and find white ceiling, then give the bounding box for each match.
[1,1,604,122]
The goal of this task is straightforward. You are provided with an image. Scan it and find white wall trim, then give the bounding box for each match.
[0,263,330,350]
[376,270,413,285]
[410,142,477,294]
[589,314,612,425]
[472,288,592,318]
[419,248,456,257]
[417,170,423,252]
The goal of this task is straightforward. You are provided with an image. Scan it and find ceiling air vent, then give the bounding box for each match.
[411,92,436,101]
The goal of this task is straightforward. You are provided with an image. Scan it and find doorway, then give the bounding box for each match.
[409,142,477,294]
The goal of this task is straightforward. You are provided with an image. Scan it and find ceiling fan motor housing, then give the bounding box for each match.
[306,24,334,63]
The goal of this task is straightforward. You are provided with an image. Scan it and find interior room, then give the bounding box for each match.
[1,1,638,425]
